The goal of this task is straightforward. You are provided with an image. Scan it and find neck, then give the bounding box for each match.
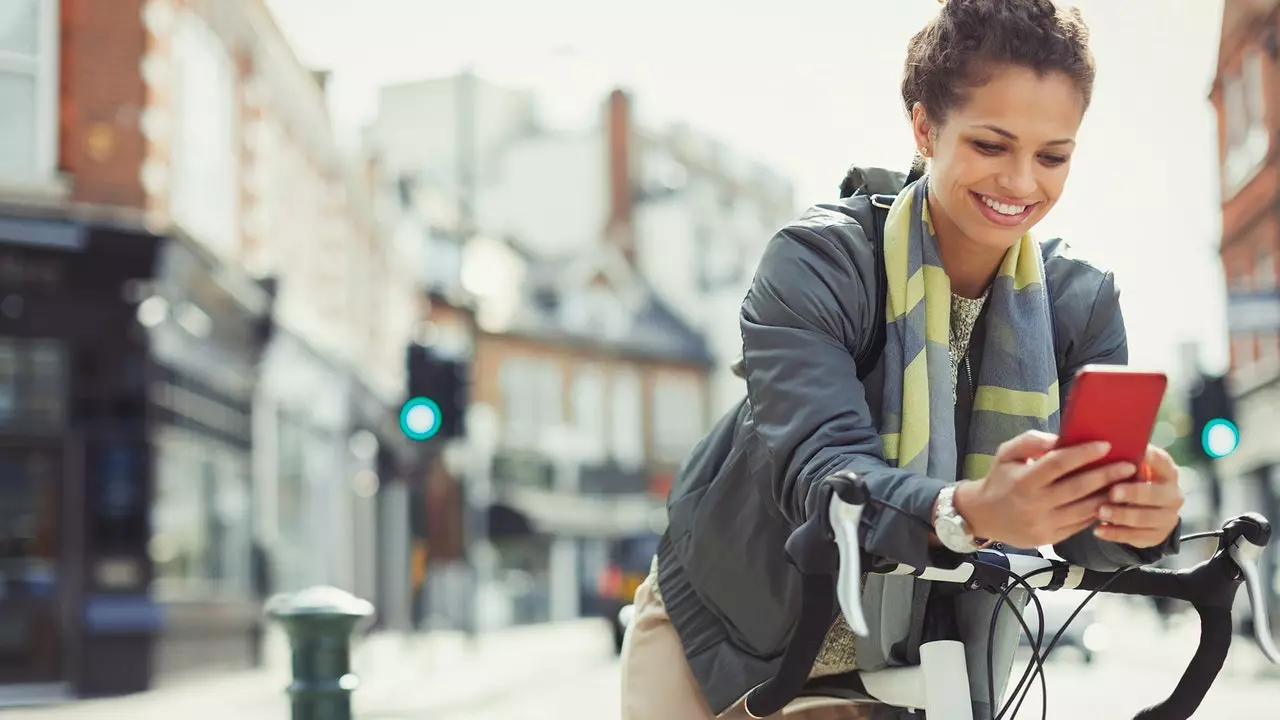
[927,187,1004,299]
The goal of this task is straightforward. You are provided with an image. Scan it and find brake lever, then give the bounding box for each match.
[1229,537,1280,664]
[829,492,869,637]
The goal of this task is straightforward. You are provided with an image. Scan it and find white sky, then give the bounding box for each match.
[265,0,1230,375]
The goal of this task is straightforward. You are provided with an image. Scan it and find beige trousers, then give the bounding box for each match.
[619,574,872,720]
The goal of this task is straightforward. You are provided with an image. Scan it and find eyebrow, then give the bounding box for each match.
[978,123,1076,147]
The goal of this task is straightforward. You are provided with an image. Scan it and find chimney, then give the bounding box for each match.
[605,88,635,263]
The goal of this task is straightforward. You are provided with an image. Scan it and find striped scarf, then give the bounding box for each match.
[878,176,1060,483]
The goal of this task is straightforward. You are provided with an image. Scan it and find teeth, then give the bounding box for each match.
[980,195,1027,216]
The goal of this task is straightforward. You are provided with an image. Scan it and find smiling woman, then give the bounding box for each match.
[901,0,1094,297]
[619,1,1186,718]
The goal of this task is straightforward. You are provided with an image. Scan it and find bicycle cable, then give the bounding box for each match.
[1003,529,1224,718]
[858,497,1050,719]
[846,495,1227,719]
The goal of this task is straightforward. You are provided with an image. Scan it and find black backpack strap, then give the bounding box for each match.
[853,194,893,380]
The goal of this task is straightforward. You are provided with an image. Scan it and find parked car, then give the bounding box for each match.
[597,533,660,653]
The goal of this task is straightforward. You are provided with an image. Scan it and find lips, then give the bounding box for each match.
[971,191,1036,227]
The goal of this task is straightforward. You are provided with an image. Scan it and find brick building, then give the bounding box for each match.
[406,232,713,629]
[0,0,417,701]
[1211,0,1280,617]
[367,76,734,628]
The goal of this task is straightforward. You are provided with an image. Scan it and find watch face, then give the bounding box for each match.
[938,517,974,551]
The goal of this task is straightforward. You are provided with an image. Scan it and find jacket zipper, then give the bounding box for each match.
[963,354,976,405]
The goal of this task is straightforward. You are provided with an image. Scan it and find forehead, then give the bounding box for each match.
[949,65,1085,142]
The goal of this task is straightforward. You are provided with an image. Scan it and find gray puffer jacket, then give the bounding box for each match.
[655,172,1180,717]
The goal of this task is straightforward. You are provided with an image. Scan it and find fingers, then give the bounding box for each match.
[1096,476,1185,549]
[1055,490,1110,530]
[1098,504,1166,529]
[1106,480,1183,510]
[994,430,1059,462]
[1048,461,1137,507]
[1093,524,1170,548]
[1057,516,1100,541]
[1024,441,1113,487]
[1142,445,1178,484]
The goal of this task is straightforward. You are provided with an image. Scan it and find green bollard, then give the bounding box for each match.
[267,586,374,720]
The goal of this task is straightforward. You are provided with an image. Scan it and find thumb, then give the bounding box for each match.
[994,430,1059,463]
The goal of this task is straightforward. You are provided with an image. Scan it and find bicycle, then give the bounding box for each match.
[740,471,1280,720]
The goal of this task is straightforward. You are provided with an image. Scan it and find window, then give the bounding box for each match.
[1223,50,1269,197]
[1229,260,1254,294]
[1258,331,1280,373]
[1231,332,1257,373]
[0,336,66,432]
[572,365,607,463]
[610,368,645,469]
[0,0,57,181]
[651,374,705,464]
[500,356,563,450]
[170,10,239,256]
[150,425,252,599]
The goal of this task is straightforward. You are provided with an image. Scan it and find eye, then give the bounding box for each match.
[1038,153,1069,167]
[973,140,1004,155]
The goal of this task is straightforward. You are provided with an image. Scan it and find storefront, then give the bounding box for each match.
[143,232,273,684]
[347,379,412,630]
[257,331,352,595]
[0,211,272,699]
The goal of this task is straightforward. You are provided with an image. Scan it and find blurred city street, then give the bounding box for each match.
[4,0,1280,717]
[6,600,1280,719]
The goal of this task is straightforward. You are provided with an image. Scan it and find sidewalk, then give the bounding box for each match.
[1097,596,1280,680]
[7,619,615,720]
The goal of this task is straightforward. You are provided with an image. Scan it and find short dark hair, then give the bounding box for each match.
[901,0,1096,125]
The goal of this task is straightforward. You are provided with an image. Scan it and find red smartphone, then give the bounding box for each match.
[1056,365,1168,473]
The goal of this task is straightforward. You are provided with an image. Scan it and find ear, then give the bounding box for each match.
[911,103,935,157]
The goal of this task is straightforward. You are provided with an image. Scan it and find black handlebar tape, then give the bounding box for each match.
[1133,605,1232,720]
[743,573,835,718]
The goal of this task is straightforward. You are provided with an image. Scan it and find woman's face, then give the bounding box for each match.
[913,64,1085,253]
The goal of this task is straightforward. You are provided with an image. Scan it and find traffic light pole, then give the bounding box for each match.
[1199,458,1224,527]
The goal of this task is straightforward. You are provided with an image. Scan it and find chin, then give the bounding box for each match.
[962,220,1029,252]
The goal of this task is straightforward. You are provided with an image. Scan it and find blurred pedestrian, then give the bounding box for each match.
[249,539,273,666]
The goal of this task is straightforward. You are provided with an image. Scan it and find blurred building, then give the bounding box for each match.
[0,0,418,702]
[1210,0,1280,619]
[369,76,724,628]
[369,75,794,418]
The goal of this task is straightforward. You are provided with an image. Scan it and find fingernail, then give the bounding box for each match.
[1094,525,1111,539]
[1116,463,1137,478]
[1112,486,1127,502]
[1093,442,1112,455]
[1098,506,1113,521]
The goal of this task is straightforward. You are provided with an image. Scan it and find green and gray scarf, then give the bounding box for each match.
[878,176,1060,482]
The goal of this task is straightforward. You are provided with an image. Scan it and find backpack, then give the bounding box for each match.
[838,162,924,380]
[729,161,922,381]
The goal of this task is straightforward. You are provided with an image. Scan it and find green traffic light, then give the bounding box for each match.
[1201,418,1240,459]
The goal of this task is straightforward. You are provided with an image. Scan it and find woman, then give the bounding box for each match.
[620,1,1185,718]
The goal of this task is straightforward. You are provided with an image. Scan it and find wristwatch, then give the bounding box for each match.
[933,483,982,553]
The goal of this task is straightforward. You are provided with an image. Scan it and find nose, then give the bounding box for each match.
[996,156,1037,200]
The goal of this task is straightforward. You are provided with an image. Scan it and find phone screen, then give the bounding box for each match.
[1057,365,1168,472]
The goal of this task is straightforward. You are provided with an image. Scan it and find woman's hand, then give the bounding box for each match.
[1093,445,1184,548]
[952,430,1137,548]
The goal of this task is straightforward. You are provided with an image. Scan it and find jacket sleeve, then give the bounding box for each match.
[740,223,948,570]
[1051,270,1182,570]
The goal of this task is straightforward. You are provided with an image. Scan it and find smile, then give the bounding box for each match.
[971,192,1036,227]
